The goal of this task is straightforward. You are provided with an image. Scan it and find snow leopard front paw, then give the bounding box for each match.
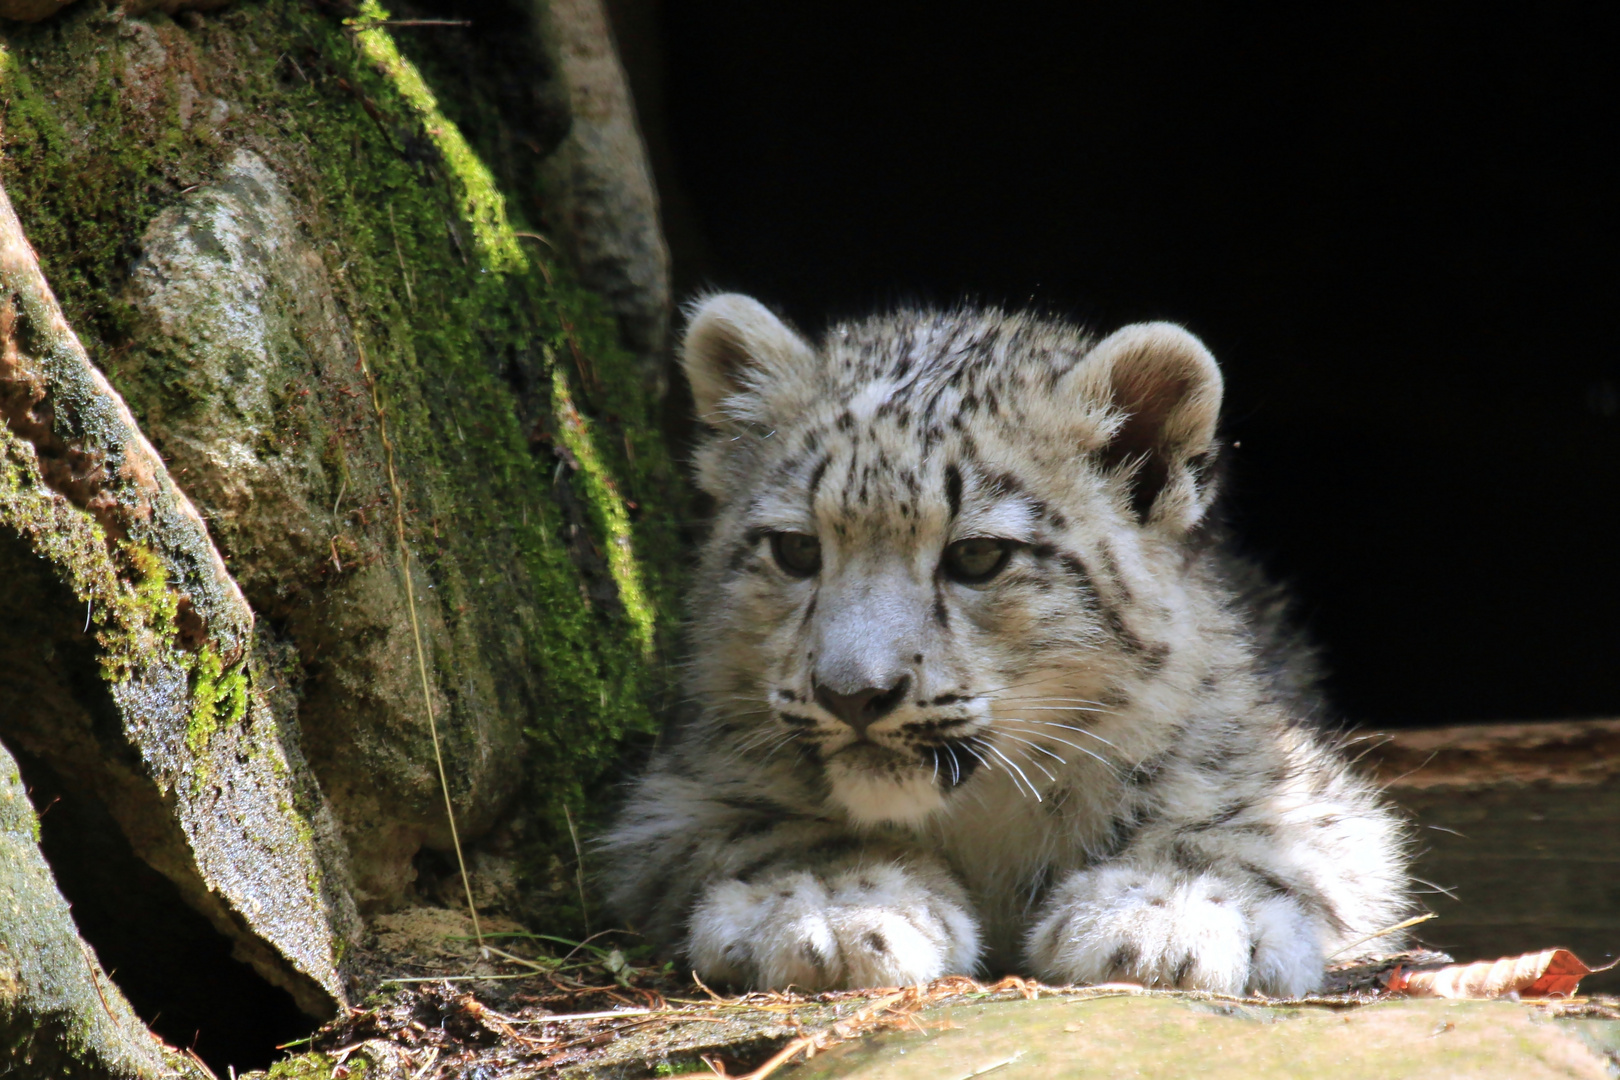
[687,863,980,991]
[1026,865,1323,997]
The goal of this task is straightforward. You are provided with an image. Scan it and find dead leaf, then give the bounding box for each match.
[1388,948,1615,999]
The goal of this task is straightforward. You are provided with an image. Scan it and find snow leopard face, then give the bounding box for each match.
[682,295,1223,829]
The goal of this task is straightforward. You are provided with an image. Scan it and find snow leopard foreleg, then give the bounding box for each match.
[1024,857,1325,996]
[689,852,981,991]
[603,776,982,991]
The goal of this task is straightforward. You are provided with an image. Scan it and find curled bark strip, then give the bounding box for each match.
[1389,948,1615,999]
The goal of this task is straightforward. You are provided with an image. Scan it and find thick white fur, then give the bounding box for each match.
[604,296,1411,995]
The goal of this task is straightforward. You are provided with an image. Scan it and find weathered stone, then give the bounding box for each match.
[117,146,523,906]
[537,0,673,384]
[1,736,208,1078]
[0,176,359,1023]
[2,0,688,926]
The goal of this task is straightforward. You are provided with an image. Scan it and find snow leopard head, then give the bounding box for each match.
[681,294,1225,828]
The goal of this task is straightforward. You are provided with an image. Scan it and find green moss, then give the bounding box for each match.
[0,21,224,366]
[265,1052,367,1080]
[3,0,689,923]
[187,644,249,753]
[551,363,656,656]
[347,0,522,272]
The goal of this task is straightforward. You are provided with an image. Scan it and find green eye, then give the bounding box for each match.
[769,531,822,577]
[943,538,1014,584]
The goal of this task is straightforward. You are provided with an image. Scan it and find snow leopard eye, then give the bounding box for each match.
[942,538,1014,584]
[769,531,822,577]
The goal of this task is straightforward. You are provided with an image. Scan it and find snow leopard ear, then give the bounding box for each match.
[681,293,818,429]
[1070,322,1224,531]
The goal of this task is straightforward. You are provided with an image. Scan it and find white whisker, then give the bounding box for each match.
[1003,741,1059,782]
[998,722,1121,776]
[979,739,1041,802]
[998,718,1118,748]
[995,731,1066,766]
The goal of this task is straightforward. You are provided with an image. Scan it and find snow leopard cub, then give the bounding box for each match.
[603,294,1410,996]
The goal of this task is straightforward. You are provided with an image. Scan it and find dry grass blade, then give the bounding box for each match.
[1325,912,1438,960]
[705,990,908,1080]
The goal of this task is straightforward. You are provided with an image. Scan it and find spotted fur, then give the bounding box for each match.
[602,295,1411,995]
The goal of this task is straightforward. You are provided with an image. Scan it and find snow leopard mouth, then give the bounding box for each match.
[775,705,987,792]
[824,736,984,792]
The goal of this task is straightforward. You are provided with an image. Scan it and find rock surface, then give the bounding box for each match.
[793,994,1619,1080]
[2,0,688,925]
[537,0,673,384]
[0,174,360,1030]
[1,740,205,1080]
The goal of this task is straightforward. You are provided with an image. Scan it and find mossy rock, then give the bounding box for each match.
[0,0,687,920]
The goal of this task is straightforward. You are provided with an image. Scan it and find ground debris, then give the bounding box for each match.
[246,937,1620,1079]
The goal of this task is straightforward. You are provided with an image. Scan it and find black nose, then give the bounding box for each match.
[814,676,911,735]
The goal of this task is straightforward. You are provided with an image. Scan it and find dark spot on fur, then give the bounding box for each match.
[857,877,875,890]
[933,583,950,627]
[864,932,888,954]
[727,816,781,841]
[801,940,832,972]
[1172,955,1196,986]
[1058,554,1092,587]
[728,537,759,572]
[1095,542,1126,588]
[985,471,1024,495]
[808,457,830,499]
[913,653,924,664]
[1237,861,1308,908]
[1186,802,1249,832]
[1098,813,1145,859]
[1109,945,1140,974]
[944,464,962,519]
[1170,843,1212,874]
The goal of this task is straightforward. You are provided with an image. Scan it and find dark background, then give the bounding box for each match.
[607,1,1618,727]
